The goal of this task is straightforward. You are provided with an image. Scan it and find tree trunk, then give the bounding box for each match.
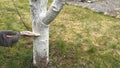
[29,0,65,68]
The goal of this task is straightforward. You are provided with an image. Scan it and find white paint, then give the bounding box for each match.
[29,0,65,67]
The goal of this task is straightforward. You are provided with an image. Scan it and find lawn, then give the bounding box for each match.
[0,0,120,68]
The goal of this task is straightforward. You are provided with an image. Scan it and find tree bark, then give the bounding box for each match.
[29,0,65,68]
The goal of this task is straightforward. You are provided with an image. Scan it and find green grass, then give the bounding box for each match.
[0,0,120,68]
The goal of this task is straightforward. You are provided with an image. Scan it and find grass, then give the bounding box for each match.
[0,0,120,68]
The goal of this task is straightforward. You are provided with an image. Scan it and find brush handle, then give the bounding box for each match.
[20,31,40,37]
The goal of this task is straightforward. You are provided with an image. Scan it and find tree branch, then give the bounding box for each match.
[42,0,65,25]
[30,0,48,20]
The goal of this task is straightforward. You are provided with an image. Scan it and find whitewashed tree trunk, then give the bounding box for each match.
[29,0,65,67]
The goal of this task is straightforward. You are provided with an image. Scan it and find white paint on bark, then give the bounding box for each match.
[29,0,65,67]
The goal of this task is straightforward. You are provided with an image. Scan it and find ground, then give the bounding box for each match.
[0,0,120,68]
[67,0,120,18]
